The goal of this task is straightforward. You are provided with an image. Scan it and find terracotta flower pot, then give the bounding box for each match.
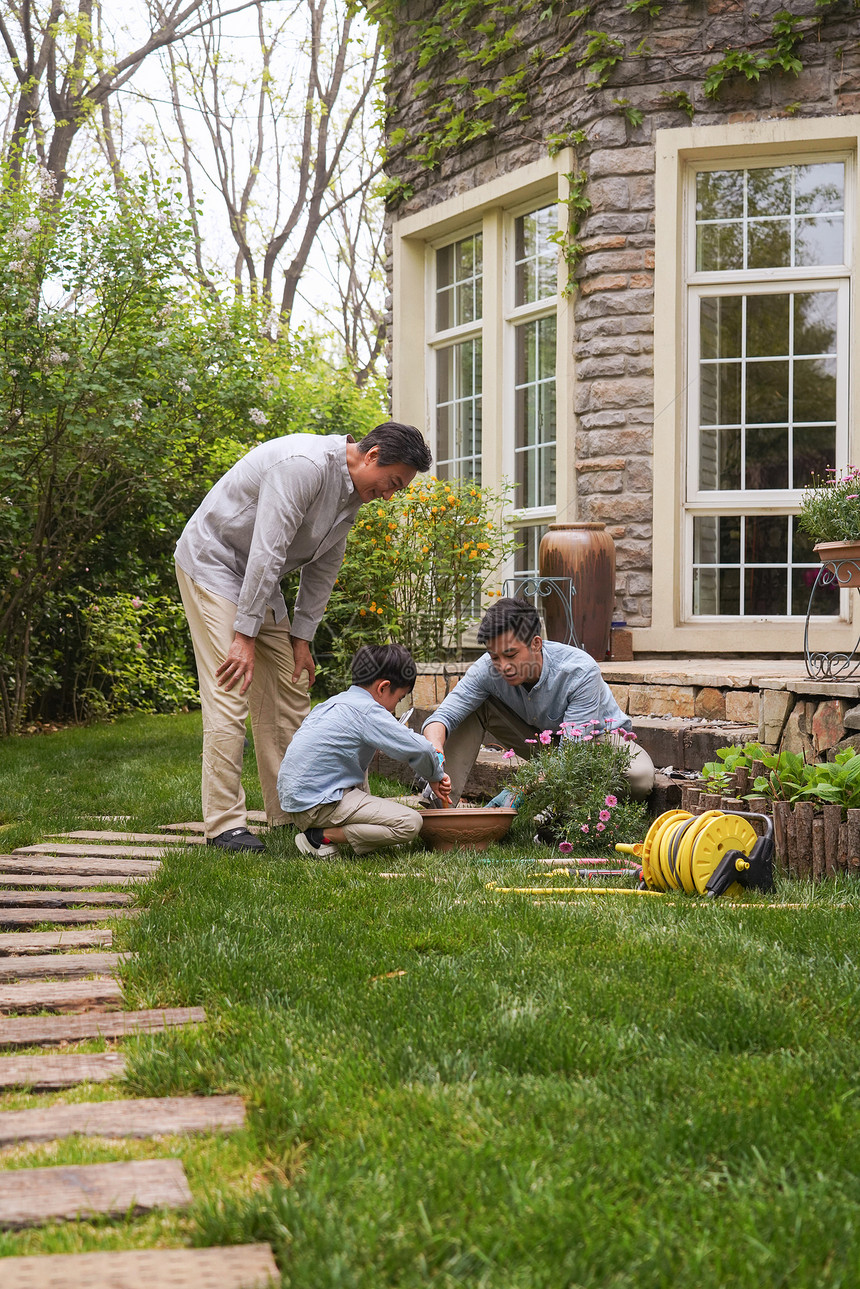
[538,523,616,660]
[814,539,860,588]
[420,807,516,851]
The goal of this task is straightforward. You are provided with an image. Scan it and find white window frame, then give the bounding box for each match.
[428,223,484,482]
[648,117,860,653]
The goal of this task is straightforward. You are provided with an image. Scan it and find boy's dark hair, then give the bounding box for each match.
[352,642,418,690]
[476,597,542,647]
[357,422,432,472]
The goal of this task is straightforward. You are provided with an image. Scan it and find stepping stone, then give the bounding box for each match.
[0,908,137,928]
[0,1006,205,1048]
[0,873,137,889]
[52,830,200,845]
[0,978,123,1014]
[0,1051,126,1089]
[0,952,123,982]
[15,843,170,859]
[0,890,131,908]
[0,1242,278,1288]
[0,855,159,877]
[0,1094,245,1147]
[0,930,112,955]
[0,1157,191,1228]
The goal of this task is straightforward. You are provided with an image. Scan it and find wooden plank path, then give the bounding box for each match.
[0,908,138,928]
[0,1051,126,1089]
[0,1243,279,1287]
[0,889,131,907]
[14,843,170,859]
[0,854,159,877]
[0,1006,206,1048]
[0,1094,245,1147]
[0,1158,192,1228]
[0,952,122,982]
[0,872,138,889]
[0,978,123,1014]
[51,830,200,846]
[0,929,112,954]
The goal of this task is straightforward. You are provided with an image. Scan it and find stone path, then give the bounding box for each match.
[0,823,278,1284]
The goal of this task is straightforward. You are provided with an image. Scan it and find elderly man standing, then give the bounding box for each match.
[175,422,432,852]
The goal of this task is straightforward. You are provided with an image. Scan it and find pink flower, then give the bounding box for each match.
[539,730,552,745]
[502,748,516,760]
[525,738,537,744]
[559,841,573,854]
[580,824,589,834]
[596,822,605,832]
[599,809,611,822]
[605,794,618,808]
[131,596,143,608]
[847,495,858,500]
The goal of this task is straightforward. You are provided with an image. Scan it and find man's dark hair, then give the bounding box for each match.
[351,642,418,690]
[357,422,432,472]
[476,597,542,647]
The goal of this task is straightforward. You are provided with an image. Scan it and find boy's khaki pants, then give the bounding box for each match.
[176,565,310,838]
[287,787,423,855]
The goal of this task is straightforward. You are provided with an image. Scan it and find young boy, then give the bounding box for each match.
[277,643,451,857]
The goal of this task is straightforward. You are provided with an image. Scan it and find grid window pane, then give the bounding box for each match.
[515,206,558,306]
[692,514,836,616]
[515,315,557,509]
[436,339,482,483]
[696,162,845,272]
[436,233,483,330]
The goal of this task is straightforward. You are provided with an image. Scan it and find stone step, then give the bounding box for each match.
[0,1094,245,1147]
[0,952,123,982]
[629,716,760,772]
[0,1243,279,1287]
[0,1158,192,1228]
[0,978,123,1014]
[0,1006,205,1049]
[0,930,112,955]
[0,1051,126,1089]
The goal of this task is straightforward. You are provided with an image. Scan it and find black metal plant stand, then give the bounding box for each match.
[804,557,860,679]
[502,575,581,649]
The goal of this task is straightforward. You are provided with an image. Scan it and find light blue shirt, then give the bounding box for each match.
[421,640,631,739]
[278,685,443,814]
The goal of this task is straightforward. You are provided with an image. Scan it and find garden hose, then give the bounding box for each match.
[616,809,775,899]
[485,882,663,897]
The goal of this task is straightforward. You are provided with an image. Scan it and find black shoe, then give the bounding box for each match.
[206,826,265,853]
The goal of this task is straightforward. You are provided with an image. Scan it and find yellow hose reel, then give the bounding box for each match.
[616,808,775,899]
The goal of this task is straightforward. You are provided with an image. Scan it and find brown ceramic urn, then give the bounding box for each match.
[538,522,616,660]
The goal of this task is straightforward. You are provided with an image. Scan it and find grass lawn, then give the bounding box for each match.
[1,712,859,1286]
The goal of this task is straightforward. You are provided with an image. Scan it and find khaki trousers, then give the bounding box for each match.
[176,564,310,838]
[286,787,423,856]
[442,697,655,805]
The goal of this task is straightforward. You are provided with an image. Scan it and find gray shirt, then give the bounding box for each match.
[422,640,631,738]
[278,685,442,813]
[175,433,362,639]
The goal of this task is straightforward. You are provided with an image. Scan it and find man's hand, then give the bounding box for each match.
[291,636,316,688]
[423,721,447,756]
[216,632,256,695]
[431,773,452,808]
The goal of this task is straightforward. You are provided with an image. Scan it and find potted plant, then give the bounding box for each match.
[798,468,860,587]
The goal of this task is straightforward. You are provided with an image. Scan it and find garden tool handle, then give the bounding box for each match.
[615,843,643,856]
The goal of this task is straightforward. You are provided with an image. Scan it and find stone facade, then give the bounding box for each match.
[380,0,858,627]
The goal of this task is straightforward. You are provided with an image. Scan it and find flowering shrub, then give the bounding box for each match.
[315,476,517,685]
[798,468,860,543]
[506,723,647,855]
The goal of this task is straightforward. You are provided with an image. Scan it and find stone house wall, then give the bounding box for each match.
[380,0,859,627]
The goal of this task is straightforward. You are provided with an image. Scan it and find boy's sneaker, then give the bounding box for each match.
[295,828,339,858]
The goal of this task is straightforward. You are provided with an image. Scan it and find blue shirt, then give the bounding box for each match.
[421,640,631,739]
[278,685,442,814]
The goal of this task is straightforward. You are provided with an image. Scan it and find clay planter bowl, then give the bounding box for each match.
[420,807,517,852]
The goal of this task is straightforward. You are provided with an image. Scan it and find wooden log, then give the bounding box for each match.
[0,978,123,1015]
[0,890,131,908]
[772,800,791,874]
[0,1006,206,1048]
[0,1052,126,1089]
[51,830,198,845]
[0,1094,245,1147]
[0,909,137,928]
[0,952,123,982]
[0,855,158,877]
[837,821,850,872]
[720,797,745,813]
[699,793,722,812]
[0,1243,279,1288]
[0,930,112,955]
[786,805,798,879]
[812,816,826,882]
[793,801,815,879]
[745,797,770,816]
[735,766,750,797]
[847,809,860,869]
[749,760,766,784]
[680,786,701,813]
[823,803,843,878]
[0,873,137,889]
[0,1158,192,1229]
[14,843,169,859]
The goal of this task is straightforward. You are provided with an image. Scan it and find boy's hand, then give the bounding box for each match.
[431,774,452,807]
